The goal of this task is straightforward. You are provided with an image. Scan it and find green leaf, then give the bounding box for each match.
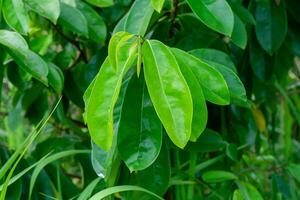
[195,155,225,172]
[118,73,162,171]
[175,14,218,51]
[231,14,247,49]
[190,49,247,106]
[202,170,237,183]
[151,0,164,12]
[76,0,107,43]
[7,49,49,85]
[233,189,244,200]
[47,62,64,93]
[226,144,238,162]
[86,59,124,151]
[186,129,226,153]
[25,0,60,23]
[28,150,90,200]
[230,2,256,25]
[0,99,61,199]
[86,42,137,151]
[58,3,89,37]
[78,178,101,200]
[133,143,170,196]
[2,0,29,34]
[237,181,264,200]
[113,0,154,36]
[0,30,28,53]
[0,153,50,191]
[255,0,287,54]
[186,0,234,36]
[170,48,208,141]
[287,163,300,183]
[172,48,230,105]
[0,31,48,85]
[249,36,266,81]
[89,185,164,200]
[188,48,236,72]
[142,40,193,148]
[84,0,113,7]
[108,31,134,72]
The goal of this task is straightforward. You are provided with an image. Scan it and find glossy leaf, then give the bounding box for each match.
[108,31,134,72]
[91,140,117,179]
[7,49,49,85]
[203,63,247,105]
[170,48,208,141]
[2,0,29,34]
[171,48,230,105]
[47,62,64,93]
[0,30,28,53]
[86,41,137,151]
[86,59,125,151]
[142,40,193,148]
[118,74,162,171]
[202,170,237,183]
[84,0,113,7]
[58,3,89,37]
[113,0,154,36]
[231,14,247,49]
[134,143,170,196]
[190,49,247,106]
[151,0,164,12]
[186,0,234,36]
[90,74,130,179]
[0,30,48,85]
[188,48,236,72]
[255,0,287,54]
[76,0,107,43]
[25,0,60,23]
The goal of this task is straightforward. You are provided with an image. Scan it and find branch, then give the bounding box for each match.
[49,21,88,63]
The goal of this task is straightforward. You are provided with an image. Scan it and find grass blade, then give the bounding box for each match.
[29,149,90,200]
[89,185,164,200]
[0,97,61,200]
[78,178,101,200]
[0,152,51,191]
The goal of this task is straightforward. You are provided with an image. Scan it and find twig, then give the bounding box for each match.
[49,21,88,63]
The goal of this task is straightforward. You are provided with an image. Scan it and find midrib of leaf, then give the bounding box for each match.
[147,42,179,141]
[134,82,145,167]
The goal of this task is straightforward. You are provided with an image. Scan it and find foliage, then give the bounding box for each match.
[0,0,300,199]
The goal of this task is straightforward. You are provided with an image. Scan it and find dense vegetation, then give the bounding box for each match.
[0,0,300,199]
